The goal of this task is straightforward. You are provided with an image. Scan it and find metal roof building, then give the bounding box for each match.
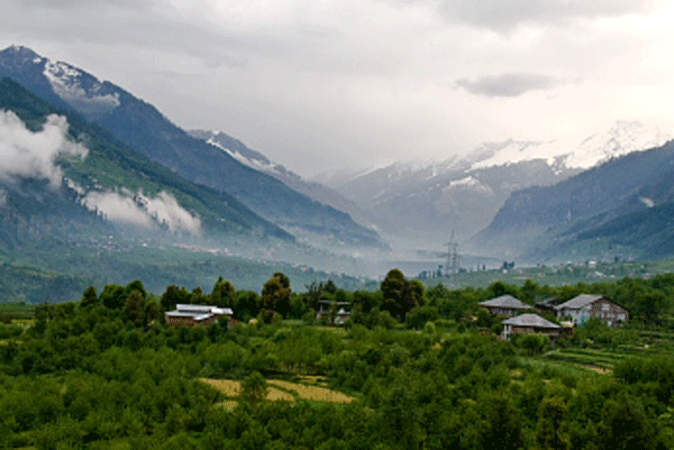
[479,295,532,317]
[502,313,561,339]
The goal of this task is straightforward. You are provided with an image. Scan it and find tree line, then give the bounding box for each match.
[2,271,674,447]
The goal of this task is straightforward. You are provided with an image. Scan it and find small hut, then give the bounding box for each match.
[501,313,561,340]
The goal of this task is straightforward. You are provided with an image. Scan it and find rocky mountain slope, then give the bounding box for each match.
[189,130,381,233]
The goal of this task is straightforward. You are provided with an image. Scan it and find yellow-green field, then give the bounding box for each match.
[199,377,355,404]
[268,379,356,404]
[199,378,295,402]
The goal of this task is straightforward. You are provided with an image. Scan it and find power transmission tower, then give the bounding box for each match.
[444,231,459,276]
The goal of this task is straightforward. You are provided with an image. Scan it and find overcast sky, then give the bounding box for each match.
[2,0,674,176]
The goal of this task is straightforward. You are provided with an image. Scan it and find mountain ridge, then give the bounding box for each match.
[189,129,383,234]
[474,141,674,262]
[0,45,386,250]
[321,121,671,248]
[0,76,293,243]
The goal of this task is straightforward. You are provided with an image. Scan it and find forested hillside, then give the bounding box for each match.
[0,77,291,241]
[476,141,674,262]
[0,46,386,250]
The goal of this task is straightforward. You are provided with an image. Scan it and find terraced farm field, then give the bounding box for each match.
[268,380,356,404]
[0,302,35,319]
[199,378,296,402]
[541,348,630,372]
[199,377,355,405]
[532,326,674,374]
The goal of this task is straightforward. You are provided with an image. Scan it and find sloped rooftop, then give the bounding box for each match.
[554,294,604,311]
[502,313,560,329]
[176,304,233,315]
[479,295,532,310]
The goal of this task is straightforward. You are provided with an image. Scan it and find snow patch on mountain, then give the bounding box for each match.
[43,59,120,113]
[469,140,561,170]
[445,176,494,195]
[468,121,671,173]
[639,196,655,208]
[206,136,280,175]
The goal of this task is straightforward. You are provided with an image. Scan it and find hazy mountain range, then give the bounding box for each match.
[188,129,380,234]
[0,45,385,251]
[476,140,674,263]
[1,43,674,277]
[320,122,671,251]
[0,77,292,246]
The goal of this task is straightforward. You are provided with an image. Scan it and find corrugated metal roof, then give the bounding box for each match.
[502,313,560,328]
[554,294,604,311]
[479,295,532,310]
[176,304,211,312]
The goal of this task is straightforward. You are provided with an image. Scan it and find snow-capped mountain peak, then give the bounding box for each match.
[467,121,672,173]
[190,129,296,181]
[42,57,120,115]
[0,46,122,117]
[0,45,41,64]
[564,121,671,169]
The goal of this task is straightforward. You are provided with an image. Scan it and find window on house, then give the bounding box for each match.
[602,303,609,311]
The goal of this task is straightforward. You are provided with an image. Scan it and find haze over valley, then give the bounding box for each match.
[0,40,673,295]
[1,0,674,291]
[6,3,674,449]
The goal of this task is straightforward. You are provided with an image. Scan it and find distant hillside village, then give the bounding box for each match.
[166,300,355,328]
[166,276,632,348]
[479,294,630,340]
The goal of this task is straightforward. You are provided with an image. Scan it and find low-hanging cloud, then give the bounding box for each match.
[82,189,202,234]
[455,73,563,97]
[439,0,656,31]
[0,110,88,188]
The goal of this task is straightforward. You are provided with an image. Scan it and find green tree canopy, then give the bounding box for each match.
[261,272,292,318]
[380,269,424,321]
[211,277,237,308]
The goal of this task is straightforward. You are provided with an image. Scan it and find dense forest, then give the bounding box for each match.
[3,270,674,448]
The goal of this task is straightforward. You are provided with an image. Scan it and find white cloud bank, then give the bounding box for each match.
[0,110,88,188]
[0,109,200,234]
[82,189,202,234]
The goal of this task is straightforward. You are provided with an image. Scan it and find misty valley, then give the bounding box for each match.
[4,43,674,449]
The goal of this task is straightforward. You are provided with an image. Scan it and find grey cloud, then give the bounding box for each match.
[439,0,655,31]
[2,1,263,69]
[16,0,148,10]
[3,0,405,77]
[455,73,563,97]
